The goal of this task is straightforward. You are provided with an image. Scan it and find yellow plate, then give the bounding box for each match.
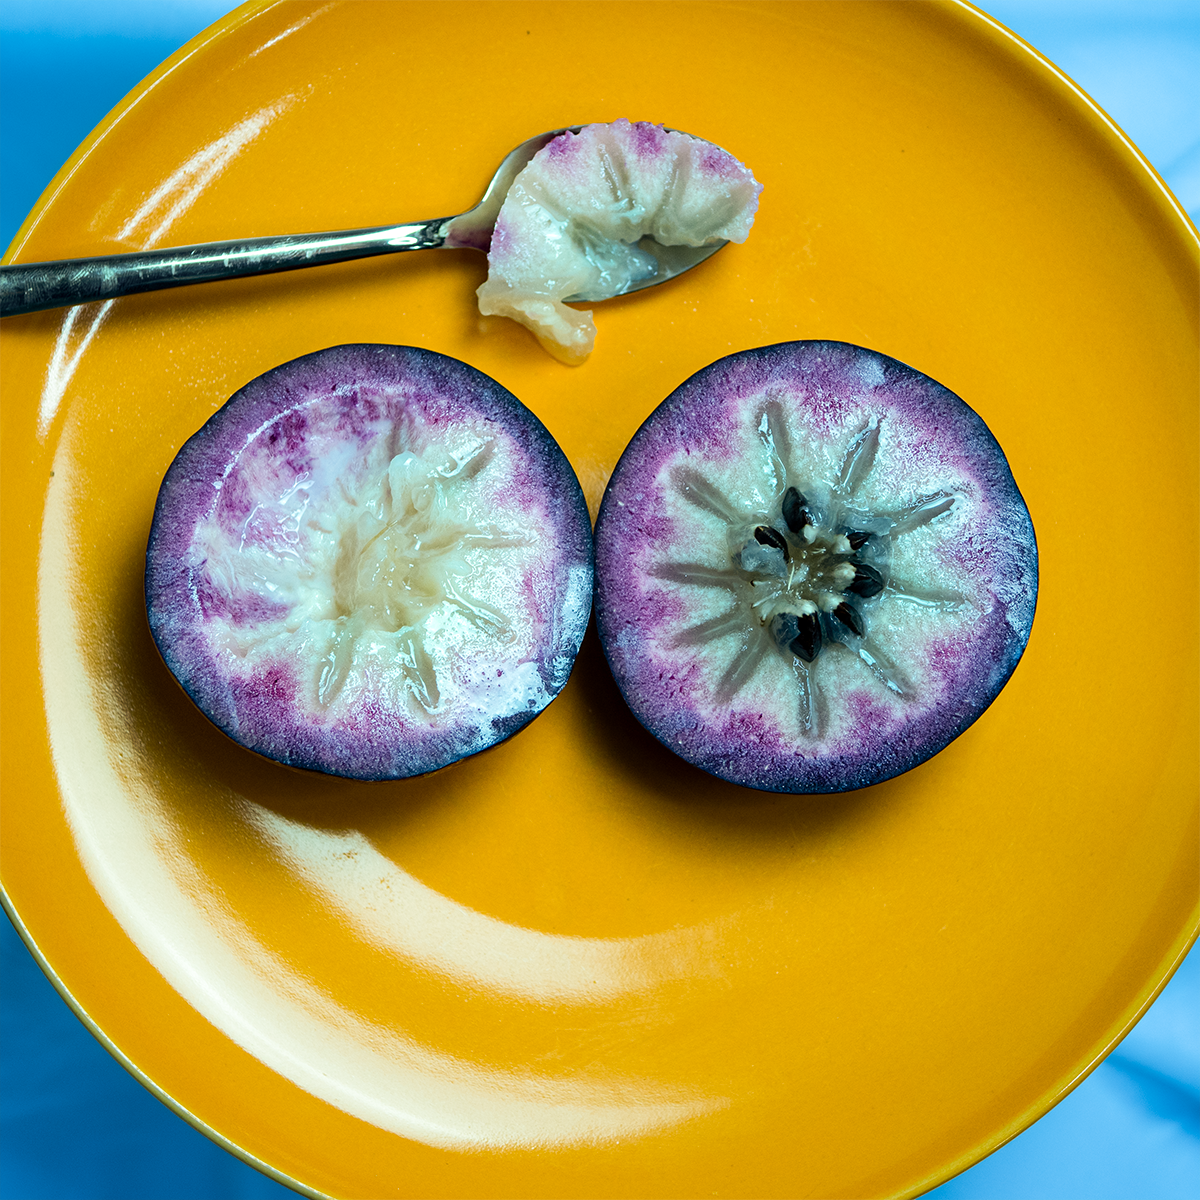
[2,2,1196,1197]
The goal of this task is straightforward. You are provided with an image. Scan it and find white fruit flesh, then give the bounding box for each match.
[646,407,978,740]
[197,422,554,724]
[477,121,762,364]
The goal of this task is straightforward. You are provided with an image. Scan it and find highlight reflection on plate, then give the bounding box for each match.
[43,483,727,1151]
[3,2,1196,1198]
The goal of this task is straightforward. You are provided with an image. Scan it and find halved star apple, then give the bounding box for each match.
[146,345,593,780]
[594,341,1037,794]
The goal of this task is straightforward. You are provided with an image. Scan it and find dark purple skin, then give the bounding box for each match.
[594,341,1038,794]
[146,344,593,781]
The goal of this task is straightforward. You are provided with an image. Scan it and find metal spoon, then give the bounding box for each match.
[0,126,727,319]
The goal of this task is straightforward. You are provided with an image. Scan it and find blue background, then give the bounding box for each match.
[2,3,1197,1197]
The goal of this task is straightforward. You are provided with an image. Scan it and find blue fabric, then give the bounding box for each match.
[1,32,187,248]
[0,917,295,1200]
[1,4,1197,1198]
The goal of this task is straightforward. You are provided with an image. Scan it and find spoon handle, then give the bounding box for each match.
[0,217,455,318]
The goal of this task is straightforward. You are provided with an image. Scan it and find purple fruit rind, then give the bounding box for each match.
[594,341,1038,794]
[146,345,592,780]
[539,120,758,192]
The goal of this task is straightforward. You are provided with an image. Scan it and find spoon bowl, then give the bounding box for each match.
[0,125,727,319]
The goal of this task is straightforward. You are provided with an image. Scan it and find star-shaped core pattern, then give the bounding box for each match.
[650,401,966,735]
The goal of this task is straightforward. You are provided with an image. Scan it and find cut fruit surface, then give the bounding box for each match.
[477,120,762,364]
[594,342,1037,794]
[146,345,592,780]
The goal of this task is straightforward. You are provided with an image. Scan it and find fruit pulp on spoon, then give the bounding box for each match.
[477,120,763,364]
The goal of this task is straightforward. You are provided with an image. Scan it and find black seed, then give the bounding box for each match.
[781,487,809,533]
[754,525,789,560]
[846,530,871,551]
[833,602,865,638]
[849,563,885,598]
[770,612,800,648]
[788,613,823,663]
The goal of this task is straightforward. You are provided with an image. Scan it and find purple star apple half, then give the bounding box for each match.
[594,342,1037,794]
[146,344,592,780]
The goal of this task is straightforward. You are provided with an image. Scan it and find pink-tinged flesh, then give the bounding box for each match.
[477,120,763,364]
[594,342,1038,794]
[146,345,592,780]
